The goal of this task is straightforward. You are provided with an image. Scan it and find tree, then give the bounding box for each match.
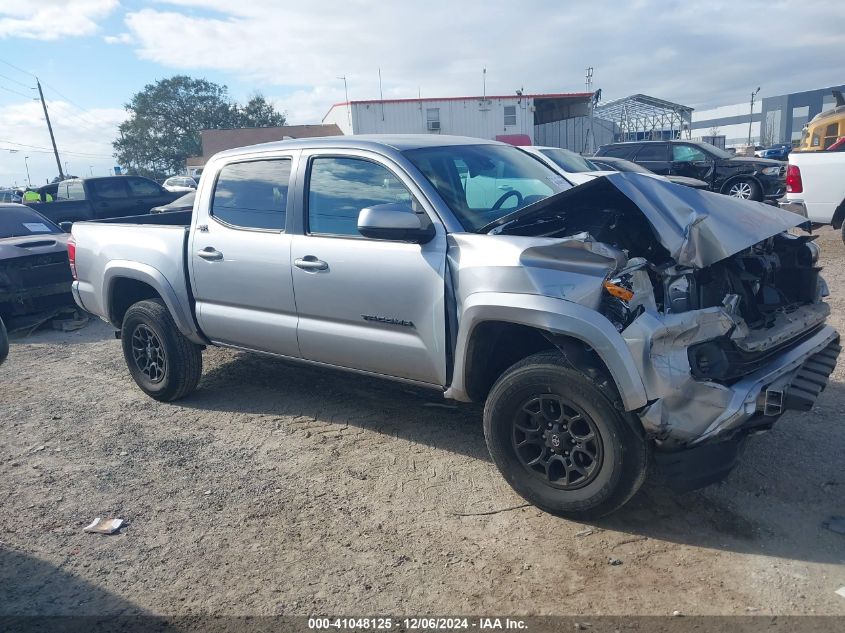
[113,76,286,179]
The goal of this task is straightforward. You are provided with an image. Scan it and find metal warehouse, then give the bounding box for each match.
[322,92,615,152]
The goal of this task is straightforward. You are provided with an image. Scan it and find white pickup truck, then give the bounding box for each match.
[783,150,845,237]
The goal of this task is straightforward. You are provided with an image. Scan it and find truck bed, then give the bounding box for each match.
[71,212,197,339]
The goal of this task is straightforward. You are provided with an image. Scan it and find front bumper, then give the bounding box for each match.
[654,329,840,491]
[689,325,839,445]
[759,175,786,199]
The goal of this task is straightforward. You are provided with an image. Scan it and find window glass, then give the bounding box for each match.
[811,134,820,147]
[538,148,598,173]
[601,145,636,159]
[127,178,162,197]
[635,144,668,162]
[404,144,569,232]
[66,181,86,201]
[211,159,291,230]
[426,108,440,130]
[307,157,416,237]
[672,144,707,162]
[90,179,128,199]
[504,105,517,126]
[823,122,840,149]
[0,206,61,238]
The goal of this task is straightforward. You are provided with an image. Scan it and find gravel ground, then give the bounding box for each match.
[1,226,844,618]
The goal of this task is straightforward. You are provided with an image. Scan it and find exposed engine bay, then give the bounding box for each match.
[483,173,837,451]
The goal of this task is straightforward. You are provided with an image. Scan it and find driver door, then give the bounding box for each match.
[670,144,714,182]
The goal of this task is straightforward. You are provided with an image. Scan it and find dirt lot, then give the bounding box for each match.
[1,227,844,618]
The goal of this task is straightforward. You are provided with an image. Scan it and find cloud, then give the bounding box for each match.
[0,0,118,41]
[103,32,133,45]
[118,0,845,123]
[0,99,125,186]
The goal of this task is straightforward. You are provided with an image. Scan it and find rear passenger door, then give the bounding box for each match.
[289,151,448,386]
[632,143,670,174]
[88,178,134,218]
[190,153,301,357]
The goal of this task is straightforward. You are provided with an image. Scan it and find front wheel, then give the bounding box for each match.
[483,351,649,519]
[121,299,202,401]
[726,178,762,201]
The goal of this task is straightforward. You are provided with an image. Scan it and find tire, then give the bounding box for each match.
[725,178,762,201]
[121,299,202,401]
[0,316,8,366]
[483,350,649,519]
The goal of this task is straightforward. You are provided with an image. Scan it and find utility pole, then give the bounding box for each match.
[337,76,351,132]
[748,87,760,147]
[24,156,31,187]
[585,67,594,154]
[36,79,65,180]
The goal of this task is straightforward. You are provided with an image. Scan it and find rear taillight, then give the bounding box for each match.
[67,235,77,279]
[786,164,803,193]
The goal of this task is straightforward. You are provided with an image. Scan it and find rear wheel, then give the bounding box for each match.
[0,316,8,365]
[121,299,202,401]
[483,351,649,519]
[726,178,762,201]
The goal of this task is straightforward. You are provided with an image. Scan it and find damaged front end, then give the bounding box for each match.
[489,173,840,489]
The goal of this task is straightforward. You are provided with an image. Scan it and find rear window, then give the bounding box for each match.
[598,145,636,159]
[0,206,61,238]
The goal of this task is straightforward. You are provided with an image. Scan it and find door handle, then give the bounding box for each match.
[294,256,328,271]
[197,247,223,261]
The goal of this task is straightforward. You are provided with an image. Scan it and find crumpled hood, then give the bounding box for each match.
[488,172,805,268]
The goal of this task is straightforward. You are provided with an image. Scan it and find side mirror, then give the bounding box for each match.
[59,221,73,233]
[357,203,435,243]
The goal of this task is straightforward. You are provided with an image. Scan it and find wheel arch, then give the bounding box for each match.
[719,173,763,197]
[103,262,203,343]
[830,197,845,229]
[446,292,648,411]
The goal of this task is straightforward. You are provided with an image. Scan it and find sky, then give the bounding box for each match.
[0,0,843,186]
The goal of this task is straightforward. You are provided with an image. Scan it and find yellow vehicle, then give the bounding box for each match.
[797,90,845,151]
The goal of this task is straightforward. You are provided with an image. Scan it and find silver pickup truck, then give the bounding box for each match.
[69,135,840,518]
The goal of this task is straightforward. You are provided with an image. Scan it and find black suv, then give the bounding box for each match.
[594,140,786,201]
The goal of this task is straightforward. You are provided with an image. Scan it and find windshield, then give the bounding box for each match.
[539,148,598,173]
[0,206,61,238]
[403,144,570,231]
[695,141,731,159]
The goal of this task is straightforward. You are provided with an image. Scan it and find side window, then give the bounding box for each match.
[503,105,517,126]
[211,159,291,231]
[823,123,840,149]
[127,178,162,197]
[602,145,636,159]
[635,144,669,162]
[671,145,707,162]
[90,179,128,199]
[66,181,86,200]
[307,157,416,237]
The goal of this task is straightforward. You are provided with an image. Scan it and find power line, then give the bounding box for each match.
[0,57,36,79]
[0,138,113,158]
[0,85,35,100]
[0,71,33,89]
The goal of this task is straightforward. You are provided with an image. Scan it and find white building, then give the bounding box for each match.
[322,92,612,151]
[690,101,762,149]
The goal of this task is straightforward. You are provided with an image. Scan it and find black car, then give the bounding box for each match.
[594,140,786,201]
[589,156,709,190]
[0,204,74,329]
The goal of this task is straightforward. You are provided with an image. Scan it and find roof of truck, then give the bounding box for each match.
[215,134,501,159]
